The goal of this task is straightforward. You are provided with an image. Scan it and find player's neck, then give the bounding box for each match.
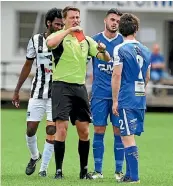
[103,30,117,39]
[124,35,136,41]
[45,30,51,38]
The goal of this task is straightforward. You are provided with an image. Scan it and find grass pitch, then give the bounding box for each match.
[1,109,173,186]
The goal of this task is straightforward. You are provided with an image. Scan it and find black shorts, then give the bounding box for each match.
[52,81,91,125]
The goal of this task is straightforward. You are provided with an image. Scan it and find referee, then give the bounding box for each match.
[47,6,110,179]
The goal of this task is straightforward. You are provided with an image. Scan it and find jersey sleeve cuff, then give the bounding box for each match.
[26,56,36,60]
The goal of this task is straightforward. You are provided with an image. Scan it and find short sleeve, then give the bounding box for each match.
[113,45,123,66]
[26,37,36,60]
[86,36,99,57]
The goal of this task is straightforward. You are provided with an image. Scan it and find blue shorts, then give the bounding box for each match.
[91,98,119,127]
[118,109,145,136]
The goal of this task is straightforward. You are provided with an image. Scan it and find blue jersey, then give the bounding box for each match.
[113,40,151,109]
[91,32,123,99]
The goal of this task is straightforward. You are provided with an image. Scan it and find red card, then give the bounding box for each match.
[73,31,86,42]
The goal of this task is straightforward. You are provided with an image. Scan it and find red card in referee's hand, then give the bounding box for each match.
[73,31,86,42]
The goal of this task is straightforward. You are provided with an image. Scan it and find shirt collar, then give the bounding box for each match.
[123,39,140,44]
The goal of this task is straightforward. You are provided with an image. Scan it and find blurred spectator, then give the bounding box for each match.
[150,44,166,82]
[150,43,173,82]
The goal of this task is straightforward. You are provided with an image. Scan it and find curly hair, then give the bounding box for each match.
[119,13,140,37]
[45,8,62,28]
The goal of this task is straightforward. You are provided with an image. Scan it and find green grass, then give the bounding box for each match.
[1,109,173,186]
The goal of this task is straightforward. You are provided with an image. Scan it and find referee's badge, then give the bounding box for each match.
[66,40,71,44]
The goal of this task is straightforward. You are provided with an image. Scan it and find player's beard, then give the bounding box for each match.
[49,24,56,33]
[106,24,118,33]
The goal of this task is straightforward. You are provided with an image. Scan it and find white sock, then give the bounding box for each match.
[26,135,39,160]
[39,141,54,172]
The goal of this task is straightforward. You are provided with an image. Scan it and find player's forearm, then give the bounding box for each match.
[145,77,150,87]
[97,51,111,62]
[112,74,121,102]
[47,29,70,49]
[145,68,150,87]
[15,63,32,93]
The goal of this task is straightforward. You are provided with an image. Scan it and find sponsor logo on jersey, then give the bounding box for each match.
[98,64,113,74]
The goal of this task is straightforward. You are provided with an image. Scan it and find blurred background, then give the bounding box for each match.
[1,1,173,108]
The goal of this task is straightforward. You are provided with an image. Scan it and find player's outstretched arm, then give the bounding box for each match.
[12,59,34,108]
[87,37,111,62]
[96,41,111,62]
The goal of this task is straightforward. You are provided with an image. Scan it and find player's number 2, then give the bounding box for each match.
[136,55,144,80]
[119,119,125,130]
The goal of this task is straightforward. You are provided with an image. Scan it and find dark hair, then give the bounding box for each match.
[119,13,139,37]
[106,8,123,17]
[62,6,80,18]
[45,8,62,28]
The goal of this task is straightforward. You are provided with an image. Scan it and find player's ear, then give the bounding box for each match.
[134,32,137,37]
[47,21,51,27]
[62,18,66,25]
[104,18,106,24]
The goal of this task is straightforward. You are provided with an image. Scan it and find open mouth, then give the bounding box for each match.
[73,23,79,27]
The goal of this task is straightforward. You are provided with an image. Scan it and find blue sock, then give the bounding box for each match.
[114,134,124,173]
[125,146,139,181]
[125,153,130,178]
[93,133,104,173]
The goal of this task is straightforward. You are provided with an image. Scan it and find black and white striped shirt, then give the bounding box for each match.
[26,33,52,99]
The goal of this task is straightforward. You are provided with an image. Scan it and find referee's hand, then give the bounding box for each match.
[12,92,20,108]
[97,40,106,52]
[69,26,82,32]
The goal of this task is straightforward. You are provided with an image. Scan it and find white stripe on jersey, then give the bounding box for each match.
[26,33,52,99]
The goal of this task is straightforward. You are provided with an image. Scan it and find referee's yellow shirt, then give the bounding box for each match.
[47,30,99,84]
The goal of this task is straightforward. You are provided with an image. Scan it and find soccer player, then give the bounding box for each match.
[12,8,64,177]
[46,6,110,179]
[89,9,124,181]
[112,13,151,183]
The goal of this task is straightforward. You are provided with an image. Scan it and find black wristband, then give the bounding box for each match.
[100,50,106,54]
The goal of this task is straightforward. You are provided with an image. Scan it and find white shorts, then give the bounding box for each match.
[26,98,52,122]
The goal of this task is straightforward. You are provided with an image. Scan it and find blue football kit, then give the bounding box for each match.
[113,40,151,136]
[91,32,123,126]
[91,32,124,175]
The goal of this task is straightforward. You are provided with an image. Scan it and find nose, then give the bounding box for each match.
[74,18,78,23]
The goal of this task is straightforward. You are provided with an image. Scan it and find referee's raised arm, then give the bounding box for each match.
[46,26,82,49]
